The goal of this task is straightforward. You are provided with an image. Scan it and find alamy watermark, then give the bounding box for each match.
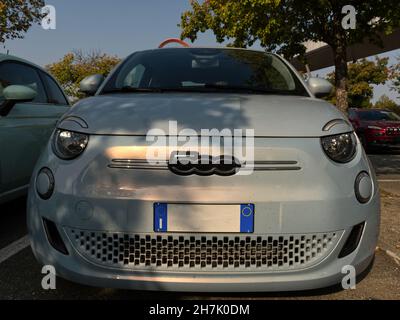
[41,265,56,290]
[41,5,56,30]
[40,4,356,32]
[146,121,255,175]
[341,265,357,290]
[342,5,357,30]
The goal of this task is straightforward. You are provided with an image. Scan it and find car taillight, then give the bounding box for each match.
[367,126,385,136]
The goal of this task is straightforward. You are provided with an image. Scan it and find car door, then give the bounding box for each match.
[0,61,69,196]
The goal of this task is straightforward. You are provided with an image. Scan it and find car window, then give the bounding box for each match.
[123,64,146,88]
[102,49,309,96]
[41,72,69,105]
[348,110,356,120]
[0,61,47,103]
[359,110,400,121]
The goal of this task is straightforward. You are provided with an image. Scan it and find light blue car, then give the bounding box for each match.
[0,54,70,204]
[28,47,380,292]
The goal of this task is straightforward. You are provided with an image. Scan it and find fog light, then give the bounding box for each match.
[355,171,372,204]
[43,218,69,255]
[339,223,365,258]
[36,168,55,200]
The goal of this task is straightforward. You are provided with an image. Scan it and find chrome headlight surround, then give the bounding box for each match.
[52,129,89,160]
[321,132,357,164]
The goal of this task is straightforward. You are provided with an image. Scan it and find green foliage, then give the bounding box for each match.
[373,94,399,113]
[0,0,45,43]
[46,50,121,100]
[326,57,390,108]
[180,0,400,59]
[390,56,400,98]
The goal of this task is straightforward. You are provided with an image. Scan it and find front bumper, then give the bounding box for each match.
[367,136,400,148]
[27,135,380,292]
[28,196,379,292]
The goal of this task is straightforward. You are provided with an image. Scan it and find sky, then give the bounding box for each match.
[1,0,399,103]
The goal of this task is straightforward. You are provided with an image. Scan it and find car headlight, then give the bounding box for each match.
[321,132,357,163]
[52,129,89,160]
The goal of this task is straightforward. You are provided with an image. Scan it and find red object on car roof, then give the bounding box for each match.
[158,38,190,48]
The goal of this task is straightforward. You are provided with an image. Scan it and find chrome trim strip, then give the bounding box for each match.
[111,159,298,165]
[108,165,168,170]
[112,159,168,164]
[108,159,301,171]
[252,160,298,165]
[322,119,351,132]
[252,167,301,171]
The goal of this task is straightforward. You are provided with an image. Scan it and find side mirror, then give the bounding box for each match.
[0,85,37,117]
[307,77,333,98]
[79,74,105,96]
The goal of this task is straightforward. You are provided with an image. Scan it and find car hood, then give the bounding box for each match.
[60,93,351,137]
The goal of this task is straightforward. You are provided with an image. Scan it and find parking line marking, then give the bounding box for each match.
[0,235,30,265]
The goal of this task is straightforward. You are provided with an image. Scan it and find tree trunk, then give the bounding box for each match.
[334,45,349,113]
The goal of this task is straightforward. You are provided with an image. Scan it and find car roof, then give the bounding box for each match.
[139,46,268,54]
[351,108,391,113]
[0,53,45,71]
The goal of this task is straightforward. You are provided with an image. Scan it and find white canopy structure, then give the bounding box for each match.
[292,29,400,72]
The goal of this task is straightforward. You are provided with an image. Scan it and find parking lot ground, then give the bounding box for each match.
[0,198,27,249]
[369,153,400,175]
[379,181,400,260]
[0,153,399,300]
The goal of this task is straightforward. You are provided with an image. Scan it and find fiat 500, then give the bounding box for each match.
[28,46,380,292]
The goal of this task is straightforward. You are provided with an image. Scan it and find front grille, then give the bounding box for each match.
[66,229,342,272]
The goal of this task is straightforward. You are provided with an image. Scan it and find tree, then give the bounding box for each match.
[326,57,390,108]
[0,0,44,43]
[46,50,121,100]
[374,95,399,112]
[390,56,400,98]
[180,0,400,112]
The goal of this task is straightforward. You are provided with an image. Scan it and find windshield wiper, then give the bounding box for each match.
[201,84,279,94]
[102,85,289,95]
[102,86,164,94]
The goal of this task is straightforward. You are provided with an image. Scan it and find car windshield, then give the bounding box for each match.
[359,110,400,121]
[101,48,309,96]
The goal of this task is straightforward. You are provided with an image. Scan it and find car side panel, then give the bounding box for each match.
[0,103,68,200]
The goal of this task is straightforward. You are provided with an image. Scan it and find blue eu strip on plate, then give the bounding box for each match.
[240,204,255,233]
[154,203,168,232]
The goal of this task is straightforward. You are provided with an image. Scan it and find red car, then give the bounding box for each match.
[348,108,400,151]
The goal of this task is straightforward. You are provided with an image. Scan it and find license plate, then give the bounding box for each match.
[154,203,254,233]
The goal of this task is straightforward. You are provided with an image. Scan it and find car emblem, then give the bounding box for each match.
[168,151,241,176]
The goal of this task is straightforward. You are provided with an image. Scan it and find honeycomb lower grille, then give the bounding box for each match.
[66,228,342,272]
[65,229,342,272]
